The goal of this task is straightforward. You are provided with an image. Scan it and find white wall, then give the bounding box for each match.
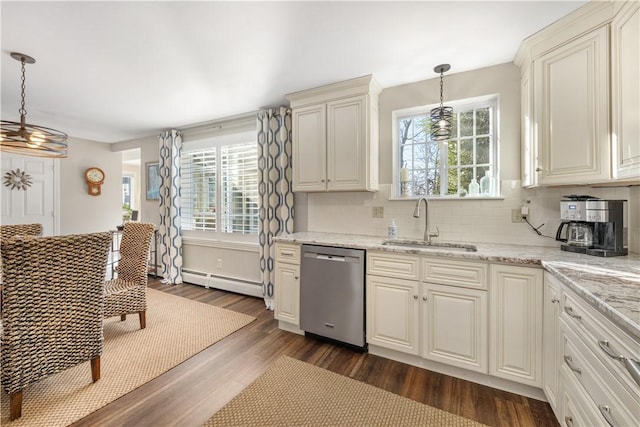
[59,137,122,234]
[300,63,639,253]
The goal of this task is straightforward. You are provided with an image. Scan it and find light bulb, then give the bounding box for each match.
[27,131,45,148]
[438,119,448,129]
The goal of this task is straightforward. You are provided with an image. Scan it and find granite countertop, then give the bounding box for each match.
[275,231,640,341]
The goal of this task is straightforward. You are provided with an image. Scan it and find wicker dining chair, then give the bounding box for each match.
[0,232,112,420]
[0,223,43,240]
[104,222,155,329]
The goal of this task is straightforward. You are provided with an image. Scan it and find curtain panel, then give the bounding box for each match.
[258,107,294,309]
[158,129,183,285]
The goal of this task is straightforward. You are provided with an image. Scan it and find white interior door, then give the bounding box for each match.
[1,153,56,235]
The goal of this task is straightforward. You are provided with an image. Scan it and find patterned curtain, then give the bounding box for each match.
[258,107,294,310]
[158,129,183,285]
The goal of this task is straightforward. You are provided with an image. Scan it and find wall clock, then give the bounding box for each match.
[85,167,105,196]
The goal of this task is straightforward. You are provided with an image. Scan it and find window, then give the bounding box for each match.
[393,95,499,198]
[181,133,258,237]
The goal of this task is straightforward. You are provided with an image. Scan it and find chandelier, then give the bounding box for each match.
[429,64,453,141]
[1,52,68,158]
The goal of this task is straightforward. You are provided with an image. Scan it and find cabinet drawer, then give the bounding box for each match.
[561,288,640,394]
[422,257,488,289]
[275,243,300,264]
[367,251,419,281]
[560,320,639,427]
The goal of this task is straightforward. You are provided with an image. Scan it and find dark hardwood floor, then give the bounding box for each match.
[72,279,559,427]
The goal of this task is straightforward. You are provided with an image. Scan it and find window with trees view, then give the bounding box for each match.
[394,96,498,198]
[181,139,258,236]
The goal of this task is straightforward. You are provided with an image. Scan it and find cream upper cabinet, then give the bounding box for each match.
[612,1,640,181]
[489,264,543,387]
[287,75,380,192]
[533,25,610,185]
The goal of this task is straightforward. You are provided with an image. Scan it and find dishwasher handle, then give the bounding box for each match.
[303,252,360,263]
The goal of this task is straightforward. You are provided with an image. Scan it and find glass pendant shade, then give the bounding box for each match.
[429,64,452,141]
[0,53,68,158]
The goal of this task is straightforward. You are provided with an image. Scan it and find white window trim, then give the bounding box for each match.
[391,94,501,200]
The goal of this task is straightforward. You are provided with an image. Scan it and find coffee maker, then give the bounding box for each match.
[585,199,628,257]
[557,196,595,253]
[557,196,628,257]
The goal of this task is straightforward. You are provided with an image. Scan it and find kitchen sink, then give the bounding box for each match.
[381,240,477,252]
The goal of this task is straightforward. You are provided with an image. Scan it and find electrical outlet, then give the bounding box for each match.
[372,206,384,218]
[511,208,525,223]
[216,258,222,269]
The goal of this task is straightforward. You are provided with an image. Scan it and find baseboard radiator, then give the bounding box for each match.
[182,269,263,298]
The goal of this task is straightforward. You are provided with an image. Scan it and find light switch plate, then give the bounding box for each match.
[372,206,384,218]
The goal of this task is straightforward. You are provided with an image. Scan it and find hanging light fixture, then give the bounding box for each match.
[429,64,453,141]
[1,52,68,158]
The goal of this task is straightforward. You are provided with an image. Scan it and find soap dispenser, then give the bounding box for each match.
[468,178,479,196]
[388,219,398,239]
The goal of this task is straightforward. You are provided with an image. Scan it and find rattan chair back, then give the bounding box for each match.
[0,223,42,240]
[0,232,112,419]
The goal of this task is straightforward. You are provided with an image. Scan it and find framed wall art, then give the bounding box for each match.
[146,162,160,200]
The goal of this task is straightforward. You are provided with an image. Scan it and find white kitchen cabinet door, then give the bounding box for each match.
[520,64,537,188]
[421,283,488,373]
[533,25,610,185]
[489,265,543,387]
[612,1,640,181]
[326,95,368,191]
[542,273,562,416]
[274,262,300,326]
[292,104,327,192]
[366,275,419,355]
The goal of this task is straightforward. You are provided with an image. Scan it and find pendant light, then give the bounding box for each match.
[1,52,68,158]
[429,64,453,141]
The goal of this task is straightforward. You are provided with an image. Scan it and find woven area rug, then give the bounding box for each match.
[204,356,488,427]
[1,288,255,426]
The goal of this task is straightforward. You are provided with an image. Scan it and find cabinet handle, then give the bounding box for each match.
[294,276,299,280]
[598,405,616,427]
[413,295,418,300]
[564,305,581,320]
[624,358,640,387]
[551,296,559,304]
[564,416,574,427]
[422,296,428,301]
[564,355,582,374]
[535,167,542,172]
[321,179,325,182]
[598,340,625,361]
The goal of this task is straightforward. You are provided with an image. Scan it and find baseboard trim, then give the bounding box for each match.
[368,345,547,401]
[183,272,263,298]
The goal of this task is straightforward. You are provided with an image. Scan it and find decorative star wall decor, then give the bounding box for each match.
[3,169,33,190]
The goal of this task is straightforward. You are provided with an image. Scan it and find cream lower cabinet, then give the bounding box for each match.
[366,251,420,354]
[421,283,488,373]
[274,243,301,326]
[490,264,543,387]
[542,272,562,416]
[366,275,420,355]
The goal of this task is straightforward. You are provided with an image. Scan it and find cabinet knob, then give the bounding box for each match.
[294,276,299,280]
[535,167,542,172]
[321,179,325,182]
[551,296,559,304]
[413,295,418,300]
[422,296,428,301]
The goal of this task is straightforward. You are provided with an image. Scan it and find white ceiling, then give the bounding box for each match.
[1,1,587,144]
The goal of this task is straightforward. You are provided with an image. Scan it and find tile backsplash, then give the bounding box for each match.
[300,182,639,253]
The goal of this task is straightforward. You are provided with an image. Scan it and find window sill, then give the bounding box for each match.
[182,237,259,252]
[388,195,505,201]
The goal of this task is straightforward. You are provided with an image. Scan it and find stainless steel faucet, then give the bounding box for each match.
[413,197,439,242]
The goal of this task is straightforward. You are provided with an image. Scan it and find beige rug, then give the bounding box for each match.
[204,356,488,426]
[1,288,255,426]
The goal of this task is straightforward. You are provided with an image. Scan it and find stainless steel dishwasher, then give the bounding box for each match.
[300,244,366,349]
